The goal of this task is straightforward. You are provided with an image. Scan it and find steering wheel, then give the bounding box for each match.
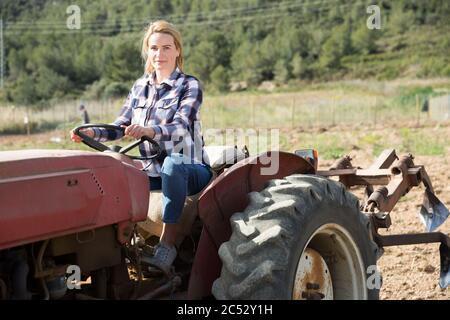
[73,124,161,161]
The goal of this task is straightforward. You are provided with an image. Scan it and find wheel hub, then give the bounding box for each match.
[293,248,333,300]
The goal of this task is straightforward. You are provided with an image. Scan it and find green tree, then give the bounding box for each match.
[11,74,39,106]
[291,53,306,79]
[274,59,290,83]
[320,30,343,69]
[104,37,142,83]
[289,28,313,59]
[35,67,70,100]
[74,38,104,86]
[231,41,267,86]
[185,31,230,83]
[7,48,27,81]
[340,19,353,55]
[352,23,379,54]
[329,4,345,26]
[387,3,416,34]
[149,0,173,17]
[2,0,450,98]
[210,65,229,92]
[171,0,192,17]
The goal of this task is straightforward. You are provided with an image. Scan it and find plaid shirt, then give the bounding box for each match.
[94,68,206,177]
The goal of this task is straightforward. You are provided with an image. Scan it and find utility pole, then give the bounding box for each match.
[0,18,4,89]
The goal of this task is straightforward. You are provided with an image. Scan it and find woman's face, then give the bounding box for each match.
[148,32,179,74]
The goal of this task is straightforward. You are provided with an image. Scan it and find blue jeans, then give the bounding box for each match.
[149,153,212,224]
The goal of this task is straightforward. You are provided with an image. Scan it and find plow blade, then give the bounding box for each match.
[419,188,450,232]
[439,243,450,288]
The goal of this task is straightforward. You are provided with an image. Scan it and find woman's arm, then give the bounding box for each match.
[92,88,134,142]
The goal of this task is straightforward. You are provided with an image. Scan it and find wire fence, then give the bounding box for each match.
[203,91,435,130]
[0,90,440,137]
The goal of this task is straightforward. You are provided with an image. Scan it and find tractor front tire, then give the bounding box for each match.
[212,174,381,300]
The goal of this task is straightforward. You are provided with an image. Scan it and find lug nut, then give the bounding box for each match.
[306,282,320,290]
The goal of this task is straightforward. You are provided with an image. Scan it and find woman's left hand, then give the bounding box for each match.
[123,124,155,139]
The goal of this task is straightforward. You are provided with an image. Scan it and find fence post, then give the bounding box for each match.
[24,109,30,135]
[251,96,255,128]
[212,103,216,128]
[332,96,336,127]
[373,97,377,129]
[315,104,318,129]
[291,96,295,128]
[63,103,67,140]
[416,94,420,126]
[101,100,104,121]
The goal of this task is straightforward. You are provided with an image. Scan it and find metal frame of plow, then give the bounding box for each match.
[317,149,450,288]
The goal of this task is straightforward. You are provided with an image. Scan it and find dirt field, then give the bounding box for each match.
[1,124,449,300]
[318,153,450,300]
[305,125,450,300]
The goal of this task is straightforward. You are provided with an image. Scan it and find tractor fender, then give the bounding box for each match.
[187,151,315,299]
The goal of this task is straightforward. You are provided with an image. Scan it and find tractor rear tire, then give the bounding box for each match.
[212,174,381,300]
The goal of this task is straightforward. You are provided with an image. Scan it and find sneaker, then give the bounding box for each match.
[141,243,177,275]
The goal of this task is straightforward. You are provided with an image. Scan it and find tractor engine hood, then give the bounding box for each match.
[0,149,149,250]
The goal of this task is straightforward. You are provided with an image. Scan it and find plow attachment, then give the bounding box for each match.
[317,149,450,288]
[420,187,450,232]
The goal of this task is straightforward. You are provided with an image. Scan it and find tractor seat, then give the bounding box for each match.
[203,145,247,173]
[137,146,247,243]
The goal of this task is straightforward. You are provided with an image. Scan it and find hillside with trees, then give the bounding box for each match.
[0,0,449,108]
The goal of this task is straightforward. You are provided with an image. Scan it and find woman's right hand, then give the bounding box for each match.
[70,128,94,143]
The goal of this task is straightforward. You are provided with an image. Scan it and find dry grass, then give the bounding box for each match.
[3,77,450,135]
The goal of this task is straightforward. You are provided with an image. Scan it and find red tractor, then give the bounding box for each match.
[0,124,448,300]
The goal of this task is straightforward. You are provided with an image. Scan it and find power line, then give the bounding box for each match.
[4,0,347,35]
[5,8,335,36]
[4,0,344,31]
[6,0,337,27]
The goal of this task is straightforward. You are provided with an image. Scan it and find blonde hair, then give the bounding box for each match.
[142,20,183,74]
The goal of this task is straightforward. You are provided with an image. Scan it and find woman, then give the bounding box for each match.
[71,20,211,273]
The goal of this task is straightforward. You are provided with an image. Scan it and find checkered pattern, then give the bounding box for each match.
[93,68,206,176]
